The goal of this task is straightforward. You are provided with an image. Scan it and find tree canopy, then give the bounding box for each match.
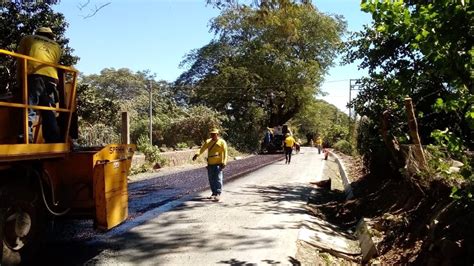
[291,98,349,145]
[345,0,473,153]
[176,2,346,149]
[344,0,473,192]
[0,2,78,96]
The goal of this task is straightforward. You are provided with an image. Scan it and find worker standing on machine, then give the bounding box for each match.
[17,26,62,143]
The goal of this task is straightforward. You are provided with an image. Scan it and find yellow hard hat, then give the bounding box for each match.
[36,27,53,34]
[210,128,219,134]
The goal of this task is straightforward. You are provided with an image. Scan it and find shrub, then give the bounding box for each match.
[333,139,353,155]
[137,135,163,164]
[130,164,150,175]
[176,142,188,150]
[78,122,120,146]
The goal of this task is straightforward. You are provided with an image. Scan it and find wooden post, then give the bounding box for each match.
[380,110,401,167]
[121,112,130,144]
[404,98,427,170]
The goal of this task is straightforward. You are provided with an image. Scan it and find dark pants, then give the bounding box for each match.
[28,74,61,143]
[284,147,292,163]
[207,164,223,195]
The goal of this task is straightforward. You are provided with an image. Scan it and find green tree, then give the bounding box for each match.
[345,1,473,173]
[0,2,78,95]
[79,68,176,144]
[176,2,345,150]
[292,98,349,145]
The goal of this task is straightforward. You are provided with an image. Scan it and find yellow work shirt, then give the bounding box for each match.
[316,138,322,146]
[18,35,61,79]
[284,136,296,148]
[196,138,228,166]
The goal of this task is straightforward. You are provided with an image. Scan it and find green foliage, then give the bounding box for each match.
[0,2,78,95]
[431,129,464,157]
[292,98,349,145]
[226,144,243,158]
[130,164,150,175]
[76,82,120,126]
[77,121,119,147]
[333,139,353,155]
[345,1,473,183]
[176,3,345,151]
[136,135,163,164]
[162,105,226,148]
[176,142,188,149]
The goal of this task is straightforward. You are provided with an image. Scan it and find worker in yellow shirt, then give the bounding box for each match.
[283,133,296,164]
[193,128,228,201]
[316,136,323,154]
[17,27,62,143]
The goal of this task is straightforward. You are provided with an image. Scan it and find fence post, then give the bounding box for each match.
[121,112,130,144]
[404,97,427,170]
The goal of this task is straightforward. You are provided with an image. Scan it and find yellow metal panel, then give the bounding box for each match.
[0,143,69,161]
[92,144,135,164]
[94,159,129,230]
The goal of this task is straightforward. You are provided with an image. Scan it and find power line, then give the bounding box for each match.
[164,79,353,90]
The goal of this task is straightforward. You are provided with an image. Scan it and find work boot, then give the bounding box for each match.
[207,194,216,200]
[213,194,221,202]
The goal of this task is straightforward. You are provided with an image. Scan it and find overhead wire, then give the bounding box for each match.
[163,79,351,90]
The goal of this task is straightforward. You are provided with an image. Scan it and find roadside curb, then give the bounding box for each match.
[328,151,354,199]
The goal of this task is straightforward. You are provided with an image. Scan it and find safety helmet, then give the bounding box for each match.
[36,27,53,34]
[209,128,219,134]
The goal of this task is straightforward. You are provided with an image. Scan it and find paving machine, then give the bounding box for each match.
[0,49,135,264]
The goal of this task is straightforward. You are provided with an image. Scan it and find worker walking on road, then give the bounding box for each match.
[283,133,296,164]
[192,128,228,202]
[17,27,62,143]
[316,136,323,154]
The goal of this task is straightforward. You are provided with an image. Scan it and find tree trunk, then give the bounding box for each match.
[404,98,428,171]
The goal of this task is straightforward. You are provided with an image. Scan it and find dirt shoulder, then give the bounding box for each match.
[302,151,473,264]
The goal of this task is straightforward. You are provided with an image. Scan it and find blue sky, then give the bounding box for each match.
[53,0,371,113]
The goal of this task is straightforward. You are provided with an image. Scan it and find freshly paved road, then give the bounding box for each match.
[87,147,325,265]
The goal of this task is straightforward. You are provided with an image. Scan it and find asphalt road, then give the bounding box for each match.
[83,147,324,265]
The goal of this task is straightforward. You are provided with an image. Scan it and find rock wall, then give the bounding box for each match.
[160,150,196,167]
[132,149,197,168]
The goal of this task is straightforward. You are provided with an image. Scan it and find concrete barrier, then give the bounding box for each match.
[328,151,354,199]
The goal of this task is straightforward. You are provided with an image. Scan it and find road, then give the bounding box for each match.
[82,147,324,265]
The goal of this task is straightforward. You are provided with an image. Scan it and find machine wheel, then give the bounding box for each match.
[1,184,45,265]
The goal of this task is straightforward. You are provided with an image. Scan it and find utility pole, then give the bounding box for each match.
[348,79,361,121]
[348,79,361,137]
[148,80,153,146]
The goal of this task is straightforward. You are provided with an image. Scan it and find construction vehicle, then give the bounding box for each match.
[0,49,135,264]
[260,124,290,154]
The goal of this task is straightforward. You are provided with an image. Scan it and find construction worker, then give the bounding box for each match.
[295,138,301,154]
[17,26,62,143]
[283,133,296,164]
[316,136,323,154]
[192,128,228,201]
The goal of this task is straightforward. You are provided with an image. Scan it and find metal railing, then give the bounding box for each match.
[0,48,78,145]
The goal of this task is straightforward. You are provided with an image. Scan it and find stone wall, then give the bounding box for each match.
[160,150,196,167]
[131,149,197,168]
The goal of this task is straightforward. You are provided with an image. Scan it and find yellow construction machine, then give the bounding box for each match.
[0,49,135,264]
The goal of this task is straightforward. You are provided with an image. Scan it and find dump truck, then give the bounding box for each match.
[0,49,135,264]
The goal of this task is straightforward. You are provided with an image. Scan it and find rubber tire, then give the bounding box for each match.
[1,184,45,265]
